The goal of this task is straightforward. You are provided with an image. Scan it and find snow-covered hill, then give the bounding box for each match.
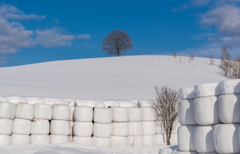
[0,55,226,100]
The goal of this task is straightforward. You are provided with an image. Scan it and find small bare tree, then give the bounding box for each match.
[220,48,231,77]
[151,86,180,145]
[101,30,133,56]
[173,52,177,58]
[210,54,214,65]
[190,54,194,61]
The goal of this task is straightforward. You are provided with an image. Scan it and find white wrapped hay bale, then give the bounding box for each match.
[73,122,93,137]
[0,118,13,135]
[93,123,112,138]
[218,94,240,123]
[156,134,165,144]
[50,135,69,144]
[11,134,30,145]
[156,121,164,134]
[142,135,156,145]
[194,96,221,125]
[194,82,221,97]
[25,97,44,104]
[52,104,70,120]
[102,101,120,107]
[69,106,75,121]
[34,103,52,120]
[16,103,34,120]
[50,120,70,135]
[128,122,142,136]
[179,86,196,100]
[43,98,65,105]
[31,119,49,135]
[7,96,27,104]
[112,122,128,136]
[142,107,156,121]
[194,126,215,153]
[74,106,93,122]
[94,108,112,124]
[0,135,10,146]
[118,101,137,108]
[69,121,73,136]
[128,107,142,122]
[111,136,127,147]
[30,135,50,144]
[76,100,105,108]
[0,97,9,103]
[178,125,196,151]
[93,137,111,147]
[142,121,156,135]
[13,118,31,135]
[178,99,196,125]
[112,107,128,122]
[213,124,240,153]
[170,133,177,144]
[73,136,92,146]
[137,101,152,107]
[175,152,198,154]
[220,79,240,94]
[127,136,142,146]
[0,102,16,119]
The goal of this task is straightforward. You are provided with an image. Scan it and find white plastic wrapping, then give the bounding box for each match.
[50,120,70,135]
[194,82,221,97]
[15,103,34,120]
[69,106,75,121]
[178,99,197,125]
[73,136,92,146]
[213,124,240,153]
[7,96,27,104]
[0,118,13,135]
[94,108,112,123]
[156,134,165,144]
[128,122,142,136]
[30,135,50,144]
[0,102,16,119]
[31,119,49,135]
[128,107,142,122]
[142,107,156,121]
[34,103,52,120]
[218,94,240,123]
[11,134,30,145]
[69,121,73,136]
[170,133,177,144]
[179,86,196,100]
[142,135,156,145]
[175,152,198,154]
[73,106,93,122]
[112,107,128,122]
[194,126,215,153]
[127,136,143,146]
[220,79,240,94]
[25,97,44,104]
[50,135,69,144]
[43,98,65,105]
[142,121,156,135]
[118,101,138,108]
[102,101,120,107]
[73,122,93,137]
[92,137,111,147]
[178,125,196,151]
[156,121,164,134]
[52,104,70,120]
[112,122,128,136]
[111,136,127,147]
[137,101,152,107]
[76,100,105,108]
[13,118,31,135]
[0,135,10,146]
[194,96,221,125]
[0,97,9,103]
[93,123,112,138]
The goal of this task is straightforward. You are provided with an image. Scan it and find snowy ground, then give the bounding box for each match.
[0,55,226,101]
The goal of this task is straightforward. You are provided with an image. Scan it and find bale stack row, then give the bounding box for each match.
[174,79,240,154]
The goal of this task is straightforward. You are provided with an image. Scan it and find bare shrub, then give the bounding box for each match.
[151,86,180,145]
[173,52,177,58]
[190,54,194,61]
[220,48,231,77]
[210,54,214,65]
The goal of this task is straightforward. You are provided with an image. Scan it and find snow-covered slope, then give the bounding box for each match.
[0,55,226,100]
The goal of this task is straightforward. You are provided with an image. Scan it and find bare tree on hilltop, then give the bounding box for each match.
[101,30,133,56]
[210,54,214,65]
[173,52,177,58]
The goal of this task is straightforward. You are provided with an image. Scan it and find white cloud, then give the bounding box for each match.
[35,28,90,48]
[0,4,46,20]
[172,4,188,12]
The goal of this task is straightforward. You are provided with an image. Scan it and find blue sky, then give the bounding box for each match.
[0,0,240,66]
